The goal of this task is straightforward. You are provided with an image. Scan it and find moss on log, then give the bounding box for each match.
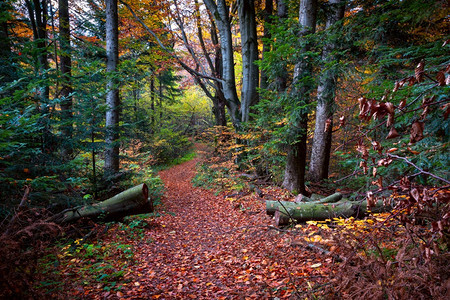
[266,192,343,215]
[274,200,390,226]
[58,183,153,223]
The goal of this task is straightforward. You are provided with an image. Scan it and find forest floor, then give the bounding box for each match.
[68,144,330,299]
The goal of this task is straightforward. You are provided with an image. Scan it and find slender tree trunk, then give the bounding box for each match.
[104,0,120,174]
[159,76,163,121]
[59,0,73,158]
[150,75,155,128]
[282,0,317,194]
[211,16,227,126]
[309,0,345,182]
[238,0,259,122]
[204,0,241,129]
[260,0,273,90]
[25,0,52,153]
[275,0,288,91]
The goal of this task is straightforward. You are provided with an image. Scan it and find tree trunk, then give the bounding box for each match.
[150,75,155,129]
[275,0,288,91]
[238,0,259,122]
[282,0,317,193]
[204,0,241,129]
[309,0,345,182]
[56,184,153,223]
[58,0,73,158]
[260,0,273,91]
[273,200,390,226]
[211,18,227,126]
[266,192,343,215]
[104,0,120,174]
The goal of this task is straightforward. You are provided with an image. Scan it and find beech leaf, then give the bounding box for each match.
[436,71,445,86]
[410,121,424,143]
[386,127,400,139]
[415,60,425,82]
[410,188,420,202]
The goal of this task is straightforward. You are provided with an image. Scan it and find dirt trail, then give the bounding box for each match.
[125,146,318,299]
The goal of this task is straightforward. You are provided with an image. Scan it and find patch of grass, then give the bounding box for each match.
[192,161,249,193]
[154,149,197,172]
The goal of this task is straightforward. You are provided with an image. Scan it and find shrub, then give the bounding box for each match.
[145,129,192,164]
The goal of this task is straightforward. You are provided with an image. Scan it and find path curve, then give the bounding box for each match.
[125,145,316,299]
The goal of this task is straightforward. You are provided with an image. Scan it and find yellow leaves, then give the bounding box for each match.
[274,118,287,126]
[304,235,323,243]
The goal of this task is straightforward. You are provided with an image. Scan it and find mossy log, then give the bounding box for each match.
[274,200,390,226]
[266,192,343,216]
[55,183,153,223]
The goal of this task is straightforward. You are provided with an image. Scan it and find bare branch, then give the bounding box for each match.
[119,0,223,86]
[387,153,450,184]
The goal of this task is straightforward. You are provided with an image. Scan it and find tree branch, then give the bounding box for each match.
[387,153,450,184]
[119,0,223,86]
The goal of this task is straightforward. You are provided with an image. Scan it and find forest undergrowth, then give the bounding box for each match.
[1,139,446,299]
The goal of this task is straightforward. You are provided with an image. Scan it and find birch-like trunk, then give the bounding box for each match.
[238,0,259,122]
[282,0,317,194]
[203,0,241,128]
[104,0,120,174]
[309,0,345,182]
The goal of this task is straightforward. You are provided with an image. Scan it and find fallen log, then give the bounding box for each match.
[53,183,153,223]
[266,192,343,215]
[274,200,390,226]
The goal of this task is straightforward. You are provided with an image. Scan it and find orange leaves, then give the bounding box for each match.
[415,59,425,83]
[436,71,446,86]
[386,126,400,139]
[358,97,396,127]
[409,121,424,143]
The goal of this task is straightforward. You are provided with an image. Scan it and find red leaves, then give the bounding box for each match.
[358,97,396,126]
[72,152,325,299]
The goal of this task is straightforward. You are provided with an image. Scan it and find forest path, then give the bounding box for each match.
[124,144,319,299]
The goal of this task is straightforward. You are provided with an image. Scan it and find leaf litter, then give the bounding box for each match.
[51,146,335,299]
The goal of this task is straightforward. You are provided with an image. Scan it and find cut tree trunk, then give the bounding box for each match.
[273,200,390,226]
[266,192,343,215]
[55,183,152,223]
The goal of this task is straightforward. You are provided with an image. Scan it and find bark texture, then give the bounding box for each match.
[275,0,288,91]
[104,0,120,174]
[309,0,345,182]
[282,0,317,194]
[274,200,390,226]
[58,0,73,158]
[260,0,273,90]
[203,0,241,128]
[266,192,343,215]
[238,0,259,122]
[57,184,152,223]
